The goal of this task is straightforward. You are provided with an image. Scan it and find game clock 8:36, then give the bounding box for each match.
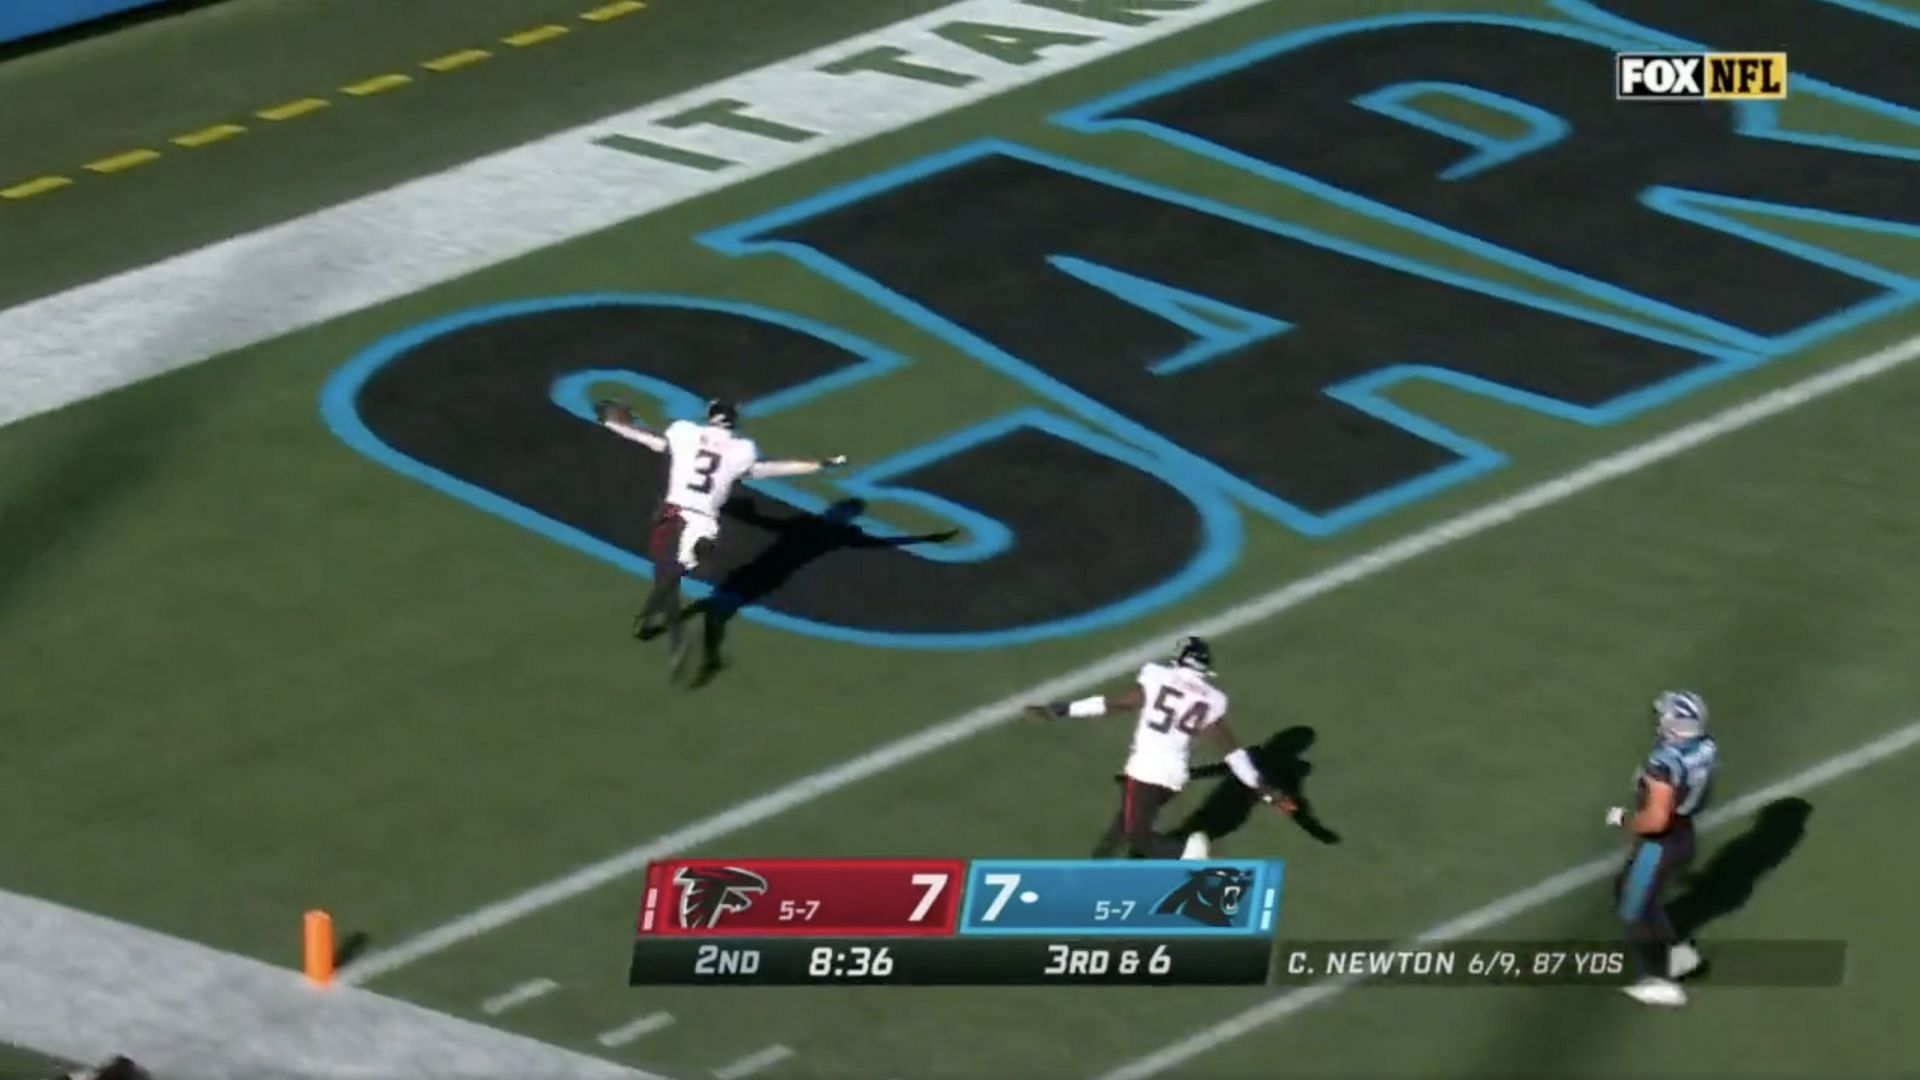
[809,944,895,978]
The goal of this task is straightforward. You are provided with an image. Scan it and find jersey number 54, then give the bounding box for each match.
[1148,686,1210,733]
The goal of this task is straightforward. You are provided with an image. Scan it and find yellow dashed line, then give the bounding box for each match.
[9,4,657,207]
[343,73,413,97]
[503,24,570,47]
[1,175,74,200]
[422,48,491,73]
[256,98,331,122]
[582,0,646,22]
[86,149,163,175]
[172,123,248,148]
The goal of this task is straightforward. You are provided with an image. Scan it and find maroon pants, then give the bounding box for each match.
[1097,776,1183,859]
[649,505,686,576]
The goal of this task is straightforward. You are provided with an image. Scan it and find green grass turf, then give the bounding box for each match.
[1193,750,1920,1080]
[359,332,1920,1079]
[0,0,1917,1077]
[0,0,961,308]
[0,1045,67,1080]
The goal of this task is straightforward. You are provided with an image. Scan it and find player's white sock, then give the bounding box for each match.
[1668,942,1702,980]
[1623,977,1687,1007]
[1180,832,1211,860]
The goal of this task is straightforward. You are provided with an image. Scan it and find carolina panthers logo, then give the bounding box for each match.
[1155,867,1254,928]
[673,866,769,929]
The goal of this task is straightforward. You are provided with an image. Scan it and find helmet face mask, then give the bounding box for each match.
[706,398,739,428]
[1653,690,1708,742]
[1175,635,1213,675]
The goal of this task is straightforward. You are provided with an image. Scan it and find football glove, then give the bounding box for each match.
[595,399,633,425]
[824,454,849,469]
[1605,806,1627,828]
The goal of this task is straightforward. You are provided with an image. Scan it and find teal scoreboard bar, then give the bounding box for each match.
[629,858,1284,986]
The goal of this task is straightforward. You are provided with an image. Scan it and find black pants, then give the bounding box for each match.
[1614,819,1696,978]
[1095,776,1184,859]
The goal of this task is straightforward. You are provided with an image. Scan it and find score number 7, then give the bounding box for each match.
[978,873,1023,922]
[908,872,949,923]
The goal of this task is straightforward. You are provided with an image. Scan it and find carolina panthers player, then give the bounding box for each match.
[1026,636,1295,860]
[1608,689,1717,1007]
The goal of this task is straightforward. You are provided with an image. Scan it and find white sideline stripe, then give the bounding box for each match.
[0,891,662,1080]
[0,0,1269,431]
[481,975,559,1015]
[337,333,1920,987]
[713,1044,796,1080]
[1092,717,1920,1080]
[598,1010,676,1048]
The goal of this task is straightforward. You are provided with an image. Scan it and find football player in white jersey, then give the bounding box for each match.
[1027,636,1295,859]
[596,397,847,678]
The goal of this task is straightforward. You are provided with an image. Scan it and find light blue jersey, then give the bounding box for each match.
[1643,735,1718,821]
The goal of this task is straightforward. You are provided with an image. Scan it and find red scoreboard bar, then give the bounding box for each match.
[639,858,966,938]
[630,857,1281,985]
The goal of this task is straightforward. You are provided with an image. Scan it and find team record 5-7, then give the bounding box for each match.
[630,857,1283,986]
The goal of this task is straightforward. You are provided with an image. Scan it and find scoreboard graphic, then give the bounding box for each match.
[631,858,1285,986]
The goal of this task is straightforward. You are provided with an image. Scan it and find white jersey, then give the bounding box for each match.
[1122,661,1230,791]
[663,419,758,518]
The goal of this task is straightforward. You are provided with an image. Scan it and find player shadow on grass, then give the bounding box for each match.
[678,498,957,688]
[1179,725,1341,846]
[1668,796,1812,940]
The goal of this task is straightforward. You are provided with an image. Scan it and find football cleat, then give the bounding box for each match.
[1181,832,1212,860]
[1623,977,1687,1007]
[1669,942,1703,980]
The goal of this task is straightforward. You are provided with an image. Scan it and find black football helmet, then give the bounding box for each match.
[706,398,740,428]
[1174,635,1213,674]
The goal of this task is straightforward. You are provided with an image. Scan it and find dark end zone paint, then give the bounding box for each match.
[705,139,1757,536]
[324,7,1916,653]
[1350,81,1571,183]
[319,295,1242,651]
[1553,0,1920,118]
[1055,11,1918,354]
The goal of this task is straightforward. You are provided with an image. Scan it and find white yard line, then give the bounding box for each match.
[335,332,1920,987]
[0,890,663,1080]
[713,1044,796,1080]
[7,0,1916,1072]
[0,0,1269,430]
[598,1011,677,1048]
[480,975,560,1015]
[1092,717,1920,1080]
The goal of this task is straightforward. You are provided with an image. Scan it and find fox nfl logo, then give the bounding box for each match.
[1615,53,1788,101]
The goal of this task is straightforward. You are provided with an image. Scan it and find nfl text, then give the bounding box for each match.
[1615,53,1789,101]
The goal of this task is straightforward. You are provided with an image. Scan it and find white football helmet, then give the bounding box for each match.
[1653,690,1708,741]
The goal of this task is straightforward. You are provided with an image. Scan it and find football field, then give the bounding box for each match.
[3,1,1920,1078]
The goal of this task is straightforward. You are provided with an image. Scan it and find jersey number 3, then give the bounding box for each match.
[687,448,724,494]
[1148,686,1210,734]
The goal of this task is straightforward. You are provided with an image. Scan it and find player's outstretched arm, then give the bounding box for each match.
[595,400,667,452]
[1207,722,1297,815]
[1024,686,1145,721]
[748,454,850,479]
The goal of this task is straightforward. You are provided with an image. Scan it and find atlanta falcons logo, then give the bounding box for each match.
[673,866,770,929]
